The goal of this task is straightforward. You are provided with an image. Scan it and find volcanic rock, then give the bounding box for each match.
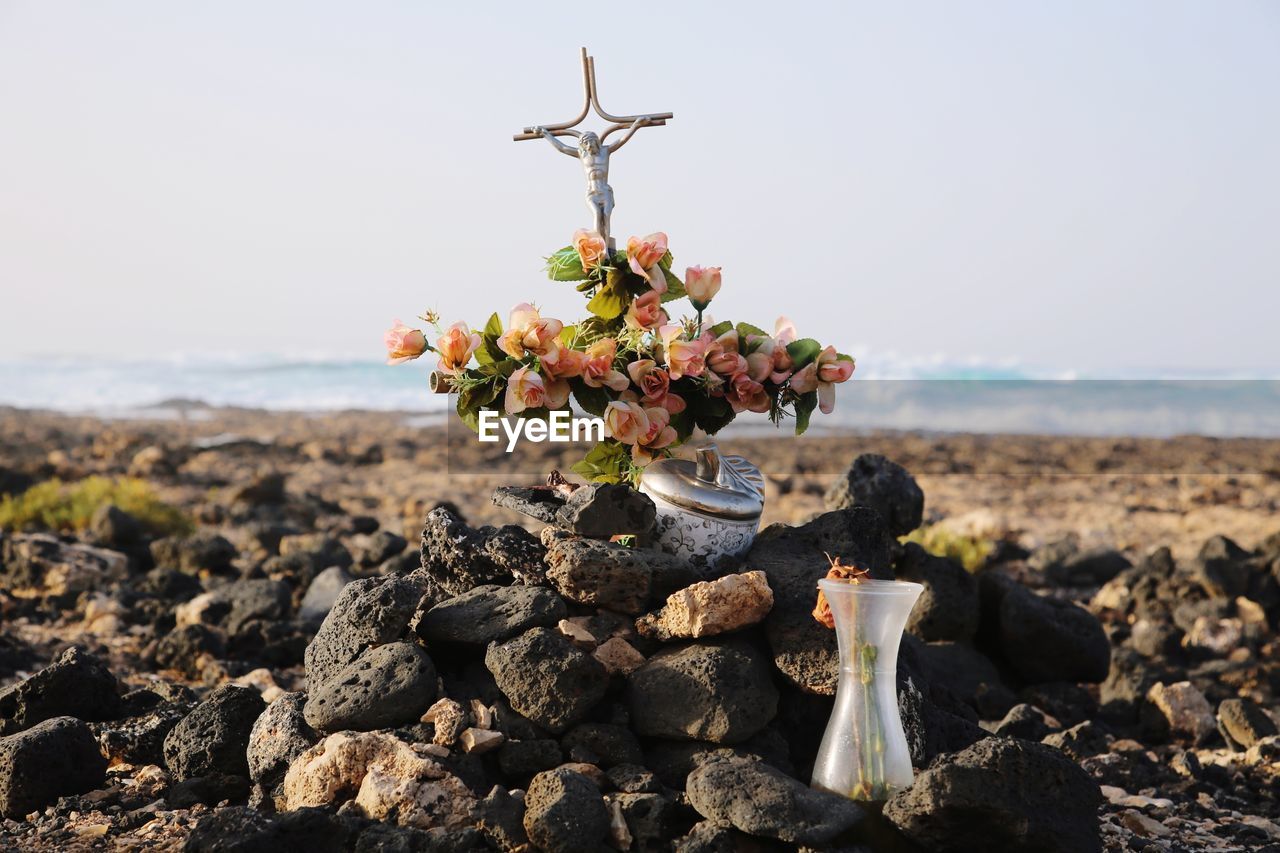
[523,767,609,853]
[0,645,121,732]
[1146,681,1216,744]
[543,535,698,615]
[0,716,107,819]
[297,565,354,626]
[627,639,778,744]
[686,754,864,845]
[163,683,265,781]
[1217,697,1278,750]
[554,482,657,538]
[883,736,1102,853]
[996,582,1110,684]
[484,628,609,734]
[304,642,437,732]
[418,584,566,646]
[824,453,924,536]
[248,692,318,804]
[303,571,428,688]
[420,504,545,594]
[895,543,979,642]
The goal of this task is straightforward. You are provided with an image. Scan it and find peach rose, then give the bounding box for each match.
[626,359,686,413]
[504,366,570,413]
[539,342,587,381]
[435,322,481,376]
[767,316,798,383]
[604,400,650,445]
[624,290,669,331]
[788,346,855,414]
[724,372,771,414]
[658,325,707,381]
[573,229,608,272]
[627,232,668,274]
[704,329,747,378]
[384,320,428,365]
[685,265,722,308]
[581,339,630,391]
[498,303,563,359]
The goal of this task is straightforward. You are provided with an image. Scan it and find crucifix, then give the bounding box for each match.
[514,48,673,253]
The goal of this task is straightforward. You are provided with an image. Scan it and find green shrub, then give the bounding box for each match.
[0,476,193,537]
[902,524,996,573]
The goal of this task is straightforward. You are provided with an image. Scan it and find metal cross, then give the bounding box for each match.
[514,48,673,251]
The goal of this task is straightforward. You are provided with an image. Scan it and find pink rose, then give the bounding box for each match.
[498,303,564,359]
[580,338,630,391]
[658,325,707,381]
[435,322,481,376]
[638,406,677,449]
[788,346,855,414]
[626,359,686,413]
[767,316,798,383]
[604,400,650,445]
[704,330,747,378]
[724,372,771,414]
[684,266,722,309]
[504,366,570,413]
[384,320,428,365]
[624,290,669,331]
[573,229,608,272]
[627,232,668,274]
[539,343,587,381]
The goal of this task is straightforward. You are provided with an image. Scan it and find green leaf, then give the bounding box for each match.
[483,312,503,338]
[456,378,502,432]
[586,278,630,320]
[736,322,768,340]
[794,391,818,435]
[570,380,611,416]
[659,267,685,302]
[705,320,734,338]
[786,338,824,370]
[657,250,674,270]
[570,440,629,484]
[546,246,587,281]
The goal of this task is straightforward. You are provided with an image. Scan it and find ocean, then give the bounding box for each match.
[2,354,1278,439]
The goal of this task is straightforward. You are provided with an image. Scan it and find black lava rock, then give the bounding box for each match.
[997,582,1111,684]
[627,640,779,744]
[304,641,437,732]
[420,505,545,595]
[686,754,864,846]
[554,482,657,539]
[0,716,107,818]
[303,571,428,688]
[247,692,318,802]
[884,736,1102,853]
[523,767,609,853]
[484,628,608,734]
[896,542,979,642]
[163,683,265,781]
[0,646,121,732]
[825,453,925,537]
[418,584,567,646]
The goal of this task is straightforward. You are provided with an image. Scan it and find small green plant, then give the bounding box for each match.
[902,524,996,573]
[0,476,193,537]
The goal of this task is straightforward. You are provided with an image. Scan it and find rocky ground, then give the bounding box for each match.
[0,407,1278,851]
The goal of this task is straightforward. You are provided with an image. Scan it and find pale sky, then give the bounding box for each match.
[1,1,1277,374]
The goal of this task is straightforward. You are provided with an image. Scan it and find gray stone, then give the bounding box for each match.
[523,767,609,853]
[356,530,407,567]
[493,486,562,524]
[496,738,564,779]
[215,578,292,635]
[247,692,317,800]
[163,684,265,781]
[895,543,979,642]
[0,646,120,732]
[1218,697,1278,750]
[884,737,1102,853]
[151,531,238,575]
[418,584,566,646]
[999,584,1110,684]
[303,571,428,688]
[990,703,1058,741]
[304,642,437,732]
[474,785,530,852]
[611,791,679,849]
[824,453,924,537]
[0,716,107,818]
[1043,720,1112,761]
[485,628,609,734]
[562,722,644,767]
[686,754,864,845]
[89,503,143,548]
[297,566,354,626]
[543,535,697,615]
[1032,541,1131,586]
[755,508,894,695]
[0,533,129,599]
[554,483,656,539]
[627,640,778,744]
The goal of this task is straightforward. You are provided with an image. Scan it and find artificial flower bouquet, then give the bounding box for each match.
[385,230,854,484]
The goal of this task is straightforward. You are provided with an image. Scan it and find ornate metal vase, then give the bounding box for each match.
[638,441,763,570]
[811,578,923,801]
